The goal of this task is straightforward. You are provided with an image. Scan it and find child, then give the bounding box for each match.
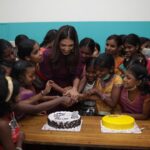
[79,37,96,78]
[78,58,97,93]
[17,38,46,92]
[105,34,124,76]
[123,33,147,69]
[0,39,16,75]
[0,75,24,150]
[120,64,150,120]
[11,60,73,119]
[85,53,123,114]
[40,29,58,54]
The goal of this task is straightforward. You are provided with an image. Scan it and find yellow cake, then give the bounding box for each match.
[102,115,135,130]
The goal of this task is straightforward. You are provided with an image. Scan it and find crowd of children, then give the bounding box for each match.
[0,24,150,149]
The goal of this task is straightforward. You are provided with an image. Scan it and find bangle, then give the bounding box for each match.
[41,90,46,96]
[16,147,23,150]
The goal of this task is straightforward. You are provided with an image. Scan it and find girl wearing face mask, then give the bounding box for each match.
[120,64,150,120]
[86,53,123,114]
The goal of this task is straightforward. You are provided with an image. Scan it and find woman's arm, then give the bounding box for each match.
[85,85,122,108]
[78,76,87,93]
[64,77,80,100]
[15,96,72,114]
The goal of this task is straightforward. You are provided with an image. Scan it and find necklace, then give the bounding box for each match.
[127,85,137,91]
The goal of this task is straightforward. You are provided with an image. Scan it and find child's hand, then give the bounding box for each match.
[42,80,52,95]
[85,88,98,96]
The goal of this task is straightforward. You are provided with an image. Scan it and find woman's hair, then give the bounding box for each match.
[0,75,20,117]
[128,64,150,95]
[123,52,147,69]
[95,53,115,74]
[79,37,95,54]
[15,34,29,48]
[95,42,101,52]
[0,39,13,61]
[11,60,35,84]
[17,39,37,60]
[123,33,141,51]
[106,34,122,47]
[40,29,58,47]
[51,25,79,72]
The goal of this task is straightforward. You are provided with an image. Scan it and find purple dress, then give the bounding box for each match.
[39,49,84,88]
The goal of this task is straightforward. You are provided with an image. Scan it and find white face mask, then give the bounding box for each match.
[101,74,111,81]
[142,48,150,58]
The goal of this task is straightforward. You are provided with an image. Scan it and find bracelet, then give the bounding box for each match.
[16,147,23,150]
[40,90,46,96]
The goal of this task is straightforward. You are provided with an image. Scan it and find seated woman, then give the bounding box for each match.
[120,64,150,120]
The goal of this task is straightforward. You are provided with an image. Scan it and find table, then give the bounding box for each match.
[19,115,150,150]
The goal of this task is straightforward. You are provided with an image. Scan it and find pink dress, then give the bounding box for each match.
[120,87,146,113]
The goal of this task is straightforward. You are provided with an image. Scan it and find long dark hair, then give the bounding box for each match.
[128,64,150,95]
[50,25,79,73]
[0,75,20,117]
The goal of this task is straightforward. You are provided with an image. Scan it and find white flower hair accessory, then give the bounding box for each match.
[5,76,13,102]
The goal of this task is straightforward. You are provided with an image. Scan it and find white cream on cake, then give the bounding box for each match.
[48,111,81,129]
[102,115,135,130]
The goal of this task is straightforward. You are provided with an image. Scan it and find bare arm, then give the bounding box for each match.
[0,121,16,150]
[85,85,122,108]
[78,76,87,93]
[15,96,72,114]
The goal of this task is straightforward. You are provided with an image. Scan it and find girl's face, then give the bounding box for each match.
[3,47,16,62]
[59,38,74,55]
[80,46,93,63]
[124,43,138,58]
[96,67,110,80]
[23,67,36,86]
[123,70,139,90]
[30,43,43,63]
[86,66,96,83]
[105,39,118,55]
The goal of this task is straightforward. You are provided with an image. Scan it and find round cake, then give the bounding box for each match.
[48,111,81,129]
[102,115,135,130]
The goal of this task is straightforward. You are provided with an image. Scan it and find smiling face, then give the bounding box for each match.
[23,66,36,86]
[105,39,118,55]
[80,46,93,63]
[86,66,97,83]
[123,70,139,90]
[124,43,138,58]
[59,38,74,55]
[29,43,43,63]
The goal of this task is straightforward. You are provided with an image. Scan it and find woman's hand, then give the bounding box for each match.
[63,87,79,102]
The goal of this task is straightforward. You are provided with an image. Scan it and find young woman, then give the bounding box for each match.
[120,64,150,120]
[39,25,83,100]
